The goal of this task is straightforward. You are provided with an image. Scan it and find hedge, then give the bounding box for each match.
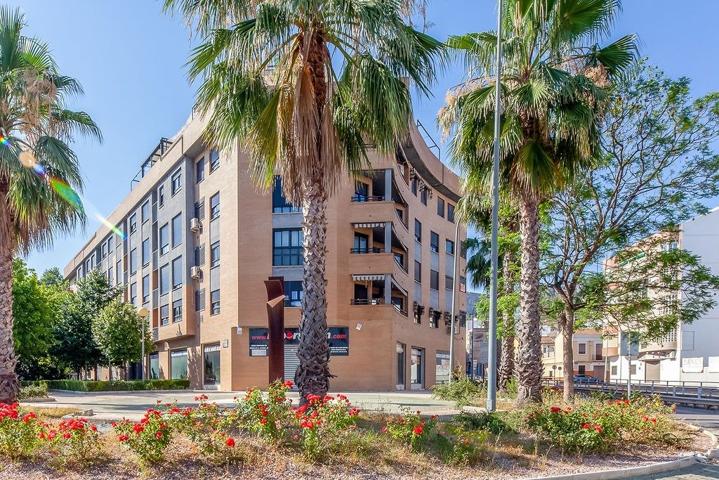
[21,379,190,392]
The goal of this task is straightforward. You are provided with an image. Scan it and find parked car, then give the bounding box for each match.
[573,374,601,384]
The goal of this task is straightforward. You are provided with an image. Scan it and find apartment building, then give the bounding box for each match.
[64,111,467,392]
[603,208,719,383]
[542,329,605,379]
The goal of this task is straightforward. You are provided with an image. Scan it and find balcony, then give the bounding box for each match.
[350,247,383,254]
[351,194,385,202]
[639,330,677,355]
[351,274,408,318]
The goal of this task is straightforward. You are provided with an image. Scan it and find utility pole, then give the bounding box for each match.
[487,0,504,413]
[449,220,461,384]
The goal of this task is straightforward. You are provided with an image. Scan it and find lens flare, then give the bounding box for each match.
[95,213,126,240]
[49,177,83,211]
[19,150,37,169]
[0,135,8,146]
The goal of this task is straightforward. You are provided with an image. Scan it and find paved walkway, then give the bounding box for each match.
[25,390,460,421]
[628,463,719,479]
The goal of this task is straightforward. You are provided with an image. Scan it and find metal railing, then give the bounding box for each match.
[350,247,383,254]
[351,195,385,202]
[415,120,441,160]
[350,298,385,306]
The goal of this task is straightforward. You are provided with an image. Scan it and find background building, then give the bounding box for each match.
[64,112,467,391]
[542,328,604,379]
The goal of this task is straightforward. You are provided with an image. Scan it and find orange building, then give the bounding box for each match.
[64,112,467,392]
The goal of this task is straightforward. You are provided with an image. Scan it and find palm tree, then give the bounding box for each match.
[441,0,635,403]
[464,237,491,290]
[0,7,101,402]
[164,0,445,400]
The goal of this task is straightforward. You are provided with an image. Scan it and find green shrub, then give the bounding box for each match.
[19,383,49,399]
[26,379,190,392]
[453,411,515,435]
[432,377,485,407]
[440,425,489,466]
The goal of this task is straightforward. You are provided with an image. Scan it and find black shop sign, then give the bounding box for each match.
[249,327,349,356]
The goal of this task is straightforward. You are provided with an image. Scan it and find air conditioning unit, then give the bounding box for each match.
[190,266,202,280]
[190,217,202,233]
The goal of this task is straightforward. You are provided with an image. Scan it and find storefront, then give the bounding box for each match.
[203,344,221,388]
[170,349,188,380]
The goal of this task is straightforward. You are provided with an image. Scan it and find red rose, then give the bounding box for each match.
[118,434,129,442]
[63,432,72,439]
[594,425,603,433]
[133,424,144,434]
[283,380,294,388]
[412,424,424,435]
[226,437,235,448]
[550,406,562,414]
[581,423,590,430]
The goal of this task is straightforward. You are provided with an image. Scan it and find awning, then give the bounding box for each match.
[352,274,386,281]
[352,222,386,229]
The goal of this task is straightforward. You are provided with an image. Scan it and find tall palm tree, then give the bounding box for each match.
[165,0,445,400]
[441,0,635,403]
[0,7,101,402]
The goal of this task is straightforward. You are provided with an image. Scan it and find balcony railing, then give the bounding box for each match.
[350,247,383,254]
[351,298,385,306]
[394,256,408,273]
[393,303,408,316]
[351,194,385,202]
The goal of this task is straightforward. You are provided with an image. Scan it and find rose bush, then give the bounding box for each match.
[0,403,43,459]
[45,417,102,466]
[382,410,437,451]
[113,408,171,464]
[233,380,294,441]
[293,393,360,460]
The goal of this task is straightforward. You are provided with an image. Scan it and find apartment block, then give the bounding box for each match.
[542,329,605,379]
[64,112,467,391]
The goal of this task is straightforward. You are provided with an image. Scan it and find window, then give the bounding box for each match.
[420,188,428,205]
[437,197,445,217]
[149,353,160,379]
[578,365,586,375]
[410,347,424,386]
[203,344,221,386]
[445,275,454,290]
[210,289,220,314]
[430,231,439,253]
[116,260,122,285]
[108,267,113,285]
[272,176,298,213]
[411,177,418,195]
[159,264,169,295]
[194,245,205,266]
[142,275,150,304]
[158,185,165,208]
[159,223,169,255]
[414,219,422,243]
[108,235,114,252]
[630,364,637,375]
[210,192,220,219]
[353,233,369,253]
[171,170,182,195]
[142,238,150,266]
[209,148,220,172]
[171,214,182,248]
[430,270,439,290]
[447,204,455,222]
[595,343,603,360]
[194,200,205,220]
[414,260,422,283]
[578,343,586,354]
[172,299,182,323]
[354,181,369,201]
[273,228,303,266]
[130,283,137,305]
[611,365,618,375]
[141,200,150,223]
[171,349,188,379]
[172,256,183,289]
[446,239,455,255]
[460,276,466,292]
[396,343,405,388]
[196,157,205,183]
[129,214,137,233]
[129,248,138,274]
[435,351,450,384]
[284,281,303,307]
[210,241,220,268]
[160,304,169,326]
[101,242,107,258]
[195,289,205,311]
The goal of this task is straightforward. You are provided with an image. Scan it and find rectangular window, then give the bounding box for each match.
[595,343,603,360]
[273,228,303,266]
[149,353,159,379]
[210,241,220,268]
[129,248,137,274]
[630,364,637,375]
[142,275,150,304]
[129,214,137,233]
[108,235,114,252]
[272,176,298,213]
[420,188,428,205]
[116,260,122,285]
[194,245,204,266]
[194,200,205,220]
[611,365,618,375]
[172,299,182,323]
[171,170,182,195]
[108,267,113,285]
[396,343,405,388]
[170,349,187,379]
[414,260,422,283]
[353,233,369,253]
[209,148,220,172]
[578,365,586,375]
[411,177,417,195]
[446,239,455,255]
[445,275,454,290]
[171,213,182,248]
[437,197,445,217]
[101,242,107,259]
[196,157,205,183]
[160,304,169,326]
[284,281,303,307]
[130,283,137,305]
[195,289,205,311]
[410,347,424,386]
[172,256,183,289]
[430,270,439,290]
[460,275,466,292]
[159,264,169,295]
[435,351,450,384]
[210,192,220,219]
[354,181,369,201]
[158,186,165,208]
[210,289,220,315]
[414,219,422,243]
[141,200,150,223]
[159,224,169,255]
[141,238,150,266]
[430,231,439,253]
[203,345,221,386]
[447,204,455,223]
[578,343,586,354]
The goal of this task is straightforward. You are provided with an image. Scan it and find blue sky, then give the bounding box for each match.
[9,0,719,275]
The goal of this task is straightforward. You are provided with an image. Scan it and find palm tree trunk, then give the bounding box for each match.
[515,192,542,404]
[498,250,515,392]
[295,171,331,400]
[561,307,575,402]
[0,180,19,404]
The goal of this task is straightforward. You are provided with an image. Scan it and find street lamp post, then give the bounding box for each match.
[449,219,461,384]
[487,0,504,413]
[138,307,149,380]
